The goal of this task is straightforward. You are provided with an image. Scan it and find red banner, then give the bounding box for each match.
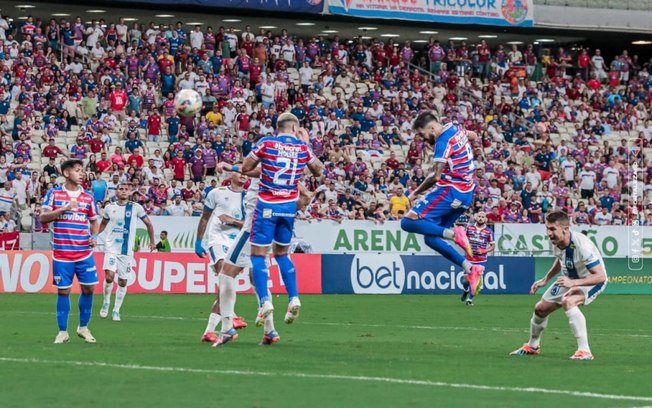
[0,232,19,250]
[0,251,322,294]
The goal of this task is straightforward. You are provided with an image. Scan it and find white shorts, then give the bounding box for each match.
[542,281,606,306]
[102,254,135,281]
[207,243,231,266]
[224,228,251,268]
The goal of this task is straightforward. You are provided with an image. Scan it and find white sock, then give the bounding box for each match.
[462,260,473,273]
[566,307,590,352]
[219,274,237,332]
[205,313,221,334]
[264,290,275,333]
[443,229,455,240]
[528,313,548,348]
[103,281,113,305]
[114,285,127,312]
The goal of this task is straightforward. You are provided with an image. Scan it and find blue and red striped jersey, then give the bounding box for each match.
[466,224,494,263]
[248,134,316,203]
[42,187,99,262]
[433,124,475,193]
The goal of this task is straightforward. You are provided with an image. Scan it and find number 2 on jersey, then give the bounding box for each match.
[273,158,298,186]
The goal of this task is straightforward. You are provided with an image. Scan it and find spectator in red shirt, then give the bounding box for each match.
[385,151,399,170]
[171,150,186,182]
[109,83,128,122]
[180,180,195,200]
[188,149,206,183]
[87,133,106,154]
[127,148,145,169]
[147,110,162,143]
[41,139,68,159]
[97,152,112,173]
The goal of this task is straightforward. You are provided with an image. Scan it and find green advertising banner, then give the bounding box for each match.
[534,257,652,294]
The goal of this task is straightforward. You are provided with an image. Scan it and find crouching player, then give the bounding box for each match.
[195,171,249,343]
[511,210,607,360]
[461,211,494,306]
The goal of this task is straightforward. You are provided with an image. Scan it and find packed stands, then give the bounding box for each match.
[0,12,650,236]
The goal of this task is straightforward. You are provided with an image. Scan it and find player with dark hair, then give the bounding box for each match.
[461,211,495,306]
[400,111,484,296]
[40,159,100,343]
[511,210,607,360]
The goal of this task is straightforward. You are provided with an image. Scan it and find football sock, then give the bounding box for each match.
[219,274,236,332]
[566,307,590,352]
[205,313,221,334]
[251,255,270,305]
[78,293,93,327]
[265,313,275,333]
[114,285,127,312]
[275,254,298,300]
[424,235,466,267]
[528,313,548,348]
[103,281,113,305]
[56,294,70,331]
[401,218,447,237]
[462,260,473,273]
[442,229,455,240]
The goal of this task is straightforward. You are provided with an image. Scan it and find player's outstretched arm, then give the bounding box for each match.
[241,156,259,176]
[531,258,561,294]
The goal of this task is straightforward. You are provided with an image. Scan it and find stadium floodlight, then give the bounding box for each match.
[358,27,378,31]
[419,30,438,35]
[260,26,277,29]
[631,40,652,45]
[413,40,429,43]
[155,14,175,18]
[449,37,468,41]
[478,35,497,38]
[186,22,204,26]
[52,13,70,17]
[360,36,372,40]
[296,22,316,26]
[507,41,524,45]
[535,39,555,43]
[123,18,138,22]
[222,19,241,23]
[17,16,29,20]
[86,9,106,13]
[381,34,400,38]
[15,4,36,8]
[322,30,339,34]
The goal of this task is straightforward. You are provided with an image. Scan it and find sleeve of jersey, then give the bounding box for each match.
[580,239,602,270]
[248,140,266,162]
[203,191,216,212]
[136,203,148,220]
[304,143,317,164]
[42,188,54,211]
[432,135,450,163]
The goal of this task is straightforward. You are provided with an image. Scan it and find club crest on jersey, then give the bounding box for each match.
[125,210,132,218]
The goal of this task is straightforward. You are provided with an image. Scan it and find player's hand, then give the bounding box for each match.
[556,276,575,288]
[88,234,97,248]
[296,127,310,143]
[529,279,547,295]
[215,162,230,173]
[218,214,232,225]
[194,239,206,258]
[148,242,156,252]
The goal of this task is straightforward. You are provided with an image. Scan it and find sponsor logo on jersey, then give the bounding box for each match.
[60,212,87,222]
[263,208,272,218]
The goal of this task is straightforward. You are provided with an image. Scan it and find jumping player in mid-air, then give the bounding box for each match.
[98,182,156,321]
[461,211,494,306]
[400,112,483,295]
[511,210,607,360]
[195,171,249,343]
[40,159,100,344]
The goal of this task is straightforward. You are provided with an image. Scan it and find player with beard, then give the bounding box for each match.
[461,211,495,306]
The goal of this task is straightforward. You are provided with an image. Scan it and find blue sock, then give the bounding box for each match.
[78,293,93,327]
[251,255,270,306]
[463,280,470,292]
[275,254,298,301]
[56,294,70,331]
[401,217,446,237]
[424,235,466,267]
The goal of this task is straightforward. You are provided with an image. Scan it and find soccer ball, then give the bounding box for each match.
[174,89,203,117]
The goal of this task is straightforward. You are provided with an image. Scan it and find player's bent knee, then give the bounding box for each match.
[80,285,94,295]
[534,301,554,317]
[117,279,127,287]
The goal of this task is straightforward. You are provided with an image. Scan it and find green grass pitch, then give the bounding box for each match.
[1,294,651,407]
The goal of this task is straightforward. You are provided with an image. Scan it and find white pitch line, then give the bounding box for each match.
[4,311,652,338]
[0,356,651,403]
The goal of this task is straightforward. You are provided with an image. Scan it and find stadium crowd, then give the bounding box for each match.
[0,12,651,236]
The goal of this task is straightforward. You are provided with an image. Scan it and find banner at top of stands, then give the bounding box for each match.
[123,0,325,14]
[327,0,534,27]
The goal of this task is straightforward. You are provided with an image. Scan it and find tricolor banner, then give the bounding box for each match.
[328,0,534,27]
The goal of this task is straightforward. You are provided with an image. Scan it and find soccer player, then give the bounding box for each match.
[511,210,607,360]
[230,113,322,346]
[40,159,100,344]
[212,161,314,347]
[98,182,156,321]
[400,112,483,295]
[195,170,249,344]
[461,211,495,306]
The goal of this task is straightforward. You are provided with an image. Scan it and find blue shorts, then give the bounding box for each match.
[411,186,474,228]
[250,200,297,247]
[52,255,99,289]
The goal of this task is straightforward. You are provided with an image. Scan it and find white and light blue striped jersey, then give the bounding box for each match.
[203,186,245,247]
[552,232,607,280]
[248,134,316,203]
[433,124,475,193]
[102,201,148,257]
